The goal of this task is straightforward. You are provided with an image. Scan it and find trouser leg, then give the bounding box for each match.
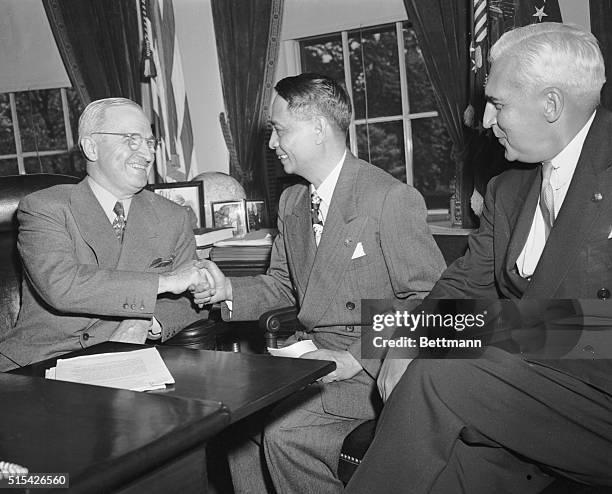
[346,347,612,494]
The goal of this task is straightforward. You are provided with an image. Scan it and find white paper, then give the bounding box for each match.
[214,233,273,247]
[46,348,174,392]
[267,339,317,358]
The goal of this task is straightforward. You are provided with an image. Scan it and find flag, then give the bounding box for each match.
[145,0,198,182]
[466,0,562,129]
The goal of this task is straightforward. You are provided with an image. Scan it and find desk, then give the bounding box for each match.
[0,373,229,494]
[14,342,336,424]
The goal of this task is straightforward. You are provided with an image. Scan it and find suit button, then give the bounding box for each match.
[130,304,136,310]
[83,333,90,341]
[123,303,129,309]
[346,325,354,332]
[346,301,355,310]
[597,288,610,300]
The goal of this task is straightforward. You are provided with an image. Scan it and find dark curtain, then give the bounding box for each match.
[402,0,474,227]
[590,0,612,111]
[211,0,280,198]
[43,0,141,106]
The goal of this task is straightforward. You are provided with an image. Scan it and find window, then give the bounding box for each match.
[0,87,86,177]
[300,22,453,213]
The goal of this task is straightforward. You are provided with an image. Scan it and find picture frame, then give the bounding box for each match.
[211,200,248,236]
[148,181,205,228]
[245,199,267,232]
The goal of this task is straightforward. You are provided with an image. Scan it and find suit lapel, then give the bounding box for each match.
[285,185,317,294]
[69,180,122,267]
[116,192,160,271]
[527,109,612,297]
[299,155,367,328]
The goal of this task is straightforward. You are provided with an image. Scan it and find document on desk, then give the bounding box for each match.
[45,348,174,391]
[267,339,317,358]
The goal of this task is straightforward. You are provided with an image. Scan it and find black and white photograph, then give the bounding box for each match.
[148,180,205,228]
[0,0,610,493]
[246,199,267,231]
[211,199,247,236]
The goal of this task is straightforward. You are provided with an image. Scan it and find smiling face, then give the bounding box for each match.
[483,56,552,163]
[86,105,154,198]
[268,95,319,179]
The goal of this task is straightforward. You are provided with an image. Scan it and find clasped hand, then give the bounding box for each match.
[300,349,362,383]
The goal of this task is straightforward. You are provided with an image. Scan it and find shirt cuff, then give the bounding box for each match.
[148,317,162,340]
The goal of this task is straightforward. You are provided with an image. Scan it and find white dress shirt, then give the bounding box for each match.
[87,176,133,222]
[516,112,596,277]
[310,149,347,224]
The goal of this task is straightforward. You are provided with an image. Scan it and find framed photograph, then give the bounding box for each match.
[148,181,205,228]
[211,200,247,236]
[246,200,267,232]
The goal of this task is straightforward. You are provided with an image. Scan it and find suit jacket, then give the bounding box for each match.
[225,152,446,417]
[429,107,612,394]
[0,179,205,370]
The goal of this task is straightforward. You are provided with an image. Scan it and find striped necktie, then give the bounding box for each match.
[539,161,555,238]
[310,190,323,246]
[112,201,126,242]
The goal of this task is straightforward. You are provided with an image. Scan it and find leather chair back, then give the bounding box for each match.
[0,174,80,333]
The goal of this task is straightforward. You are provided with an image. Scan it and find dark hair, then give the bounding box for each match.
[274,73,352,133]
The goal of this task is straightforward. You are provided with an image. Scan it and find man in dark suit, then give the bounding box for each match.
[197,73,446,493]
[0,98,209,371]
[347,23,612,493]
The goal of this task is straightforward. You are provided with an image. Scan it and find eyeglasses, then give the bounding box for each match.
[90,132,161,151]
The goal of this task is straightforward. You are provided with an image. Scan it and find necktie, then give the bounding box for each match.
[112,201,126,242]
[539,161,555,237]
[310,190,323,246]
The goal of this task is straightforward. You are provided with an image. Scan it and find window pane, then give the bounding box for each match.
[24,152,86,177]
[349,26,401,120]
[356,121,405,182]
[0,159,18,176]
[404,27,439,114]
[16,89,67,152]
[301,35,345,84]
[412,117,453,210]
[0,93,16,155]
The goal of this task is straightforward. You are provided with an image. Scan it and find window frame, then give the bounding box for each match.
[298,21,442,188]
[0,87,76,175]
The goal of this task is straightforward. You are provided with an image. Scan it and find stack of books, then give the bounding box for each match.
[193,227,234,259]
[210,229,276,276]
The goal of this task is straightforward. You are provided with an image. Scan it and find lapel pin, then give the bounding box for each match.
[592,192,603,202]
[344,238,353,247]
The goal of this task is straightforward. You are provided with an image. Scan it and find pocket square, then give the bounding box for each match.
[608,230,612,239]
[351,242,366,260]
[149,255,175,268]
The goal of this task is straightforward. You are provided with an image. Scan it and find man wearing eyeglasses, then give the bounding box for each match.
[0,98,210,371]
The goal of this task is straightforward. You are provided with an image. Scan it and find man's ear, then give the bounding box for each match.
[313,116,327,144]
[80,137,98,162]
[543,87,563,123]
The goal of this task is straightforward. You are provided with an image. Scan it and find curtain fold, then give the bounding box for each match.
[590,0,612,111]
[43,0,141,106]
[211,0,284,197]
[402,0,473,227]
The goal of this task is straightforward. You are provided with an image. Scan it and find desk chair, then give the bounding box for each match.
[0,174,80,333]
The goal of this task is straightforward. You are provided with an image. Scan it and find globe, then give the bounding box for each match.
[191,172,246,228]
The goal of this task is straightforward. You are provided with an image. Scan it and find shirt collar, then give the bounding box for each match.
[548,111,596,188]
[87,176,133,223]
[310,149,347,207]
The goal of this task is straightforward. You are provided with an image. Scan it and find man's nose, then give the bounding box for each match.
[139,142,155,162]
[269,129,278,150]
[483,103,496,129]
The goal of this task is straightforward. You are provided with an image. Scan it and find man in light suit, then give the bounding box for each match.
[197,73,446,493]
[0,98,209,371]
[347,23,612,494]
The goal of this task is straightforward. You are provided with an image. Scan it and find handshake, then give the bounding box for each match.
[158,259,232,307]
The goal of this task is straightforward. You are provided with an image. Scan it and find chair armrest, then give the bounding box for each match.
[258,306,301,348]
